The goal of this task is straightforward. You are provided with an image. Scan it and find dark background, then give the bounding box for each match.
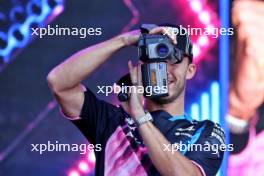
[0,0,219,175]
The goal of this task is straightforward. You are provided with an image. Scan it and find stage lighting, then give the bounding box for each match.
[0,13,8,30]
[199,11,210,24]
[9,6,26,23]
[78,161,90,173]
[26,1,42,15]
[68,170,80,176]
[0,32,7,50]
[0,0,64,65]
[198,36,209,47]
[191,0,202,12]
[193,44,200,58]
[88,152,96,163]
[47,0,58,8]
[13,29,24,42]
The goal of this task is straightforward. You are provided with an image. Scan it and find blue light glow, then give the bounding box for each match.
[201,92,210,121]
[190,103,200,121]
[0,0,64,63]
[189,82,220,123]
[211,82,220,123]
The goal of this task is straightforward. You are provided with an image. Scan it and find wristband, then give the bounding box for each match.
[135,112,153,127]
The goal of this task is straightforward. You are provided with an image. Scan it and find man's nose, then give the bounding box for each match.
[166,63,174,74]
[166,64,174,79]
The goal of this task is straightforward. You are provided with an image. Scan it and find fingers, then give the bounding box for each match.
[149,27,165,34]
[149,26,177,44]
[137,62,143,86]
[128,60,138,85]
[128,60,143,86]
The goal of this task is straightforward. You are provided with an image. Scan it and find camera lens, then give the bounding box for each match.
[156,43,169,58]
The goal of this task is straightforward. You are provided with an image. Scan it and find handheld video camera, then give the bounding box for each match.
[139,24,184,98]
[117,24,187,102]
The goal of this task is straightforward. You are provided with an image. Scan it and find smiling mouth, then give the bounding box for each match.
[168,79,175,84]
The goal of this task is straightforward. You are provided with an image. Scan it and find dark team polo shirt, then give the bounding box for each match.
[71,88,225,176]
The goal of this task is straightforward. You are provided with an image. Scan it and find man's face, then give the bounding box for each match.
[152,57,196,104]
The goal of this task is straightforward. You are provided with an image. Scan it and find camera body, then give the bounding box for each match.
[141,62,168,98]
[138,34,174,62]
[138,34,179,98]
[117,24,188,101]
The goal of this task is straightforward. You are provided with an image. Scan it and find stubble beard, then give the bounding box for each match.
[151,82,185,105]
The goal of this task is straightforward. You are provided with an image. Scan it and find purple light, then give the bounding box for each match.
[206,24,216,35]
[78,161,90,173]
[190,0,202,12]
[185,0,218,61]
[68,170,80,176]
[198,36,209,47]
[193,44,200,58]
[88,152,96,163]
[52,5,64,16]
[199,11,210,24]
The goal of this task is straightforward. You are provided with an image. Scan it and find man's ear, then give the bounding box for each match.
[186,63,196,80]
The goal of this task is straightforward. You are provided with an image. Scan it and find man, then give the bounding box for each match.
[47,24,225,176]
